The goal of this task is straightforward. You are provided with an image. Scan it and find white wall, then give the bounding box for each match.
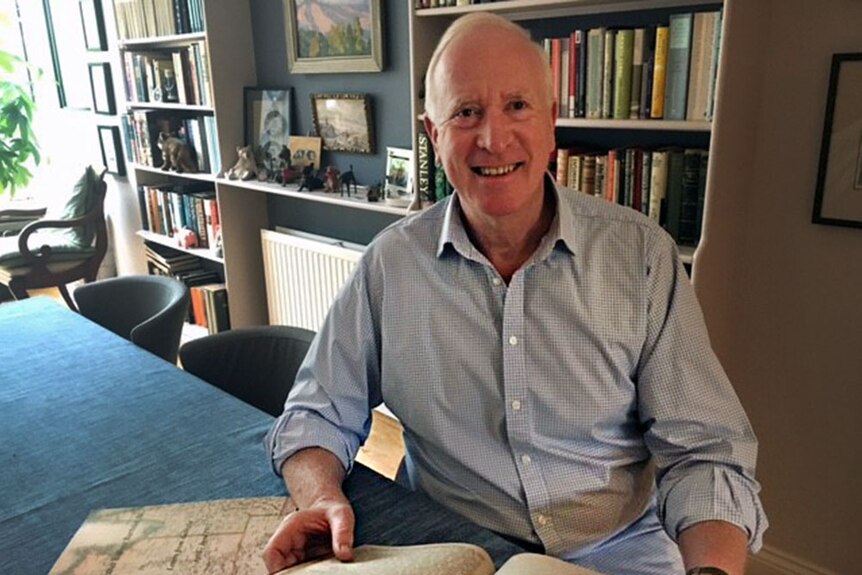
[696,1,862,573]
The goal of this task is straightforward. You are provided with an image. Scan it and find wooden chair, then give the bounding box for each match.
[179,326,316,416]
[0,167,108,310]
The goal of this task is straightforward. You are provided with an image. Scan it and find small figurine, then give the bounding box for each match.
[339,164,358,197]
[226,145,257,180]
[176,227,198,249]
[279,146,301,185]
[297,163,323,191]
[157,132,198,173]
[366,181,382,202]
[324,165,340,194]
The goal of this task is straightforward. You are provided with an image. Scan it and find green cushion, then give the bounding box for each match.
[44,166,100,247]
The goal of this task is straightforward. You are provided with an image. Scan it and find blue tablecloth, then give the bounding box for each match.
[0,298,522,573]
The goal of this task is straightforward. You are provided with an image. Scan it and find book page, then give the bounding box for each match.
[497,553,605,575]
[279,544,494,575]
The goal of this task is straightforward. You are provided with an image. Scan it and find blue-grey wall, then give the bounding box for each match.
[250,0,411,244]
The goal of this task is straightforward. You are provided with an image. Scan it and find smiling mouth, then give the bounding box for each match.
[472,163,523,177]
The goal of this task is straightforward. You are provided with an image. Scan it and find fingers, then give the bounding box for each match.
[262,503,355,574]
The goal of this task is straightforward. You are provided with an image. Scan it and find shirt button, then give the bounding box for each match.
[521,454,531,465]
[511,400,521,411]
[537,514,548,526]
[509,336,518,346]
[492,277,502,286]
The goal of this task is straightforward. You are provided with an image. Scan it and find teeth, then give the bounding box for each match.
[478,164,517,176]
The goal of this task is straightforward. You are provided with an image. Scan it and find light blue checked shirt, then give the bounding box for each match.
[266,178,767,575]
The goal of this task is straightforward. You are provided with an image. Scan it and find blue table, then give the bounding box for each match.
[0,297,522,573]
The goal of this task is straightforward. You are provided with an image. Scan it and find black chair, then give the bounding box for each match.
[179,325,315,416]
[74,275,190,364]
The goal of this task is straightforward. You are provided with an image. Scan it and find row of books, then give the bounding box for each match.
[145,249,229,332]
[543,10,722,121]
[554,146,708,245]
[121,111,220,174]
[114,0,206,40]
[122,42,211,106]
[189,282,230,334]
[138,182,221,250]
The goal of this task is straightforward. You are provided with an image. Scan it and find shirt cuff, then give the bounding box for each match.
[660,465,768,552]
[264,410,361,477]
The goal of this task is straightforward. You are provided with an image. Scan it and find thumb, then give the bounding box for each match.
[328,508,355,562]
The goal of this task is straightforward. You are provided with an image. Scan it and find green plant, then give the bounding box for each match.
[0,48,40,197]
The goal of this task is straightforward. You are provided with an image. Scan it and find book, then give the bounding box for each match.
[612,29,634,120]
[50,497,602,575]
[601,29,615,119]
[585,28,605,119]
[629,28,645,119]
[663,13,693,121]
[685,11,720,121]
[649,25,669,119]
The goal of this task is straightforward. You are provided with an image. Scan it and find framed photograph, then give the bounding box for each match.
[311,93,374,154]
[88,63,115,115]
[813,53,862,228]
[98,125,125,176]
[79,0,107,51]
[244,87,293,166]
[288,136,322,170]
[284,0,383,74]
[384,147,414,207]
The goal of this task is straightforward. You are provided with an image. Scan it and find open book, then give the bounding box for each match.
[50,497,602,575]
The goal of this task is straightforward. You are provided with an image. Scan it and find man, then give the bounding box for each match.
[264,13,766,575]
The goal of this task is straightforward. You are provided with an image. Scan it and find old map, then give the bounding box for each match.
[50,497,294,575]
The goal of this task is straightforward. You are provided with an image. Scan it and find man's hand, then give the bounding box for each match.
[263,495,355,573]
[263,448,354,574]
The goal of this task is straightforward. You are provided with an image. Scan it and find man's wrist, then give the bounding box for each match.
[686,568,729,575]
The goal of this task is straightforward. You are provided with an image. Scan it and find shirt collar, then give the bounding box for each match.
[437,174,577,260]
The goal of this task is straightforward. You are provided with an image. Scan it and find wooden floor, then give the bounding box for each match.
[25,286,407,480]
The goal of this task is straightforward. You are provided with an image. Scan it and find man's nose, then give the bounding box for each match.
[476,110,512,153]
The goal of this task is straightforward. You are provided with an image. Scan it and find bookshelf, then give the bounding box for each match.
[409,0,723,265]
[112,0,256,330]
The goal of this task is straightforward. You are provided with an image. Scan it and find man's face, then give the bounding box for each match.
[425,27,556,222]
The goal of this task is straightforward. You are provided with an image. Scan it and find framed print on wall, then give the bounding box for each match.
[79,0,107,51]
[284,0,383,73]
[812,53,862,228]
[244,87,293,166]
[311,93,374,154]
[98,125,125,176]
[88,63,115,115]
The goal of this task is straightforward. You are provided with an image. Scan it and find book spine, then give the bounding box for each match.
[629,28,645,119]
[586,29,605,119]
[650,26,670,119]
[417,125,435,204]
[664,150,686,240]
[575,30,587,118]
[568,31,578,118]
[649,150,668,224]
[601,29,615,119]
[678,149,701,244]
[613,29,634,120]
[663,13,693,121]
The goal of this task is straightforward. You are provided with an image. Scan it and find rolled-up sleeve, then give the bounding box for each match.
[264,257,382,476]
[637,232,768,551]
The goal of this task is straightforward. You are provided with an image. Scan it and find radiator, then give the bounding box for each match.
[261,228,364,331]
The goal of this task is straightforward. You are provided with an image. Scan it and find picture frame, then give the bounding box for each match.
[244,87,293,167]
[812,53,862,228]
[284,0,383,74]
[97,125,125,176]
[288,136,322,170]
[311,93,374,154]
[384,147,414,207]
[79,0,107,51]
[88,63,115,115]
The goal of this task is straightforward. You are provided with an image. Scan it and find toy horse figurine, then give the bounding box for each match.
[324,165,340,194]
[340,164,358,197]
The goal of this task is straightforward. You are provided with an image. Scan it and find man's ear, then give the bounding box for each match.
[423,114,439,154]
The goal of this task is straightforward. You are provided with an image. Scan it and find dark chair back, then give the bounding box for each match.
[179,325,315,416]
[74,275,190,364]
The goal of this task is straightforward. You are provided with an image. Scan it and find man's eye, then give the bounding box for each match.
[510,100,528,111]
[456,108,478,119]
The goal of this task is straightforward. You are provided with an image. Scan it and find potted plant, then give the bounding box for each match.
[0,47,40,197]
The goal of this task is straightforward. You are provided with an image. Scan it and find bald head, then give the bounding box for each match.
[423,12,553,124]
